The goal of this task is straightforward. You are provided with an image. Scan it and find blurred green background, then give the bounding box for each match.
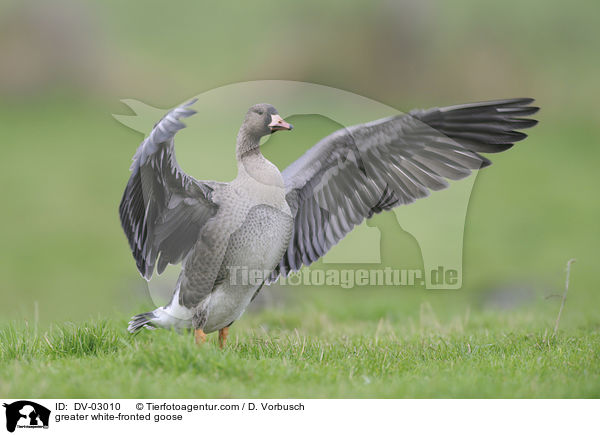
[0,0,598,331]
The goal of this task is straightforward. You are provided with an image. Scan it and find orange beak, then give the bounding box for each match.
[268,114,293,132]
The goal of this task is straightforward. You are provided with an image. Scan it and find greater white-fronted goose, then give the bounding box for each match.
[120,98,538,346]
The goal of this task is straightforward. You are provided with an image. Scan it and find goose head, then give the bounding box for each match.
[241,103,293,140]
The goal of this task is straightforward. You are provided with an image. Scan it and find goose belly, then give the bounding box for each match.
[203,204,293,333]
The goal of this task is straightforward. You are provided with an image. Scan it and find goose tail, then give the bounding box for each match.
[128,311,158,333]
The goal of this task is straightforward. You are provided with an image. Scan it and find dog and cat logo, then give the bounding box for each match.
[2,401,50,432]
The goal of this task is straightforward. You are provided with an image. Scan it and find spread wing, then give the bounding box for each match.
[271,98,539,280]
[119,99,218,280]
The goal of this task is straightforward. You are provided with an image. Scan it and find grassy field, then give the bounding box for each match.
[1,0,599,399]
[1,88,599,400]
[1,287,599,398]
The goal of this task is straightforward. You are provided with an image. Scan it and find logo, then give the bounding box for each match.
[3,401,50,433]
[113,80,482,306]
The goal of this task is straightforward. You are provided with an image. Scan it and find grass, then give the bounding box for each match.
[1,0,599,400]
[1,296,599,398]
[0,79,598,400]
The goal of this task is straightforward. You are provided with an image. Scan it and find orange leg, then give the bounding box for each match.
[194,329,207,345]
[218,327,229,349]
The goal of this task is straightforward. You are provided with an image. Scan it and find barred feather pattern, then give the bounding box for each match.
[269,98,538,281]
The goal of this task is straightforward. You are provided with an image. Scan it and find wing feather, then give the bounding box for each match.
[119,99,219,280]
[269,98,538,281]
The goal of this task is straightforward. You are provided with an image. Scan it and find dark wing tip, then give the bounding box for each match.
[479,155,493,168]
[414,97,539,155]
[439,97,536,112]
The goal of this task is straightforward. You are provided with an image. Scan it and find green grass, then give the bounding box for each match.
[1,297,599,398]
[1,0,599,400]
[1,69,598,401]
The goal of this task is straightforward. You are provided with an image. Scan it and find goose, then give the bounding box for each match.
[120,98,538,347]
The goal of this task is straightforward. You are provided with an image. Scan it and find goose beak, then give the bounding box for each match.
[269,114,293,132]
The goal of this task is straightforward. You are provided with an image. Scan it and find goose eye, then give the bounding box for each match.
[257,111,264,116]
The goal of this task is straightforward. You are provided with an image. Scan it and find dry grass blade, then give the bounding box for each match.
[554,259,576,335]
